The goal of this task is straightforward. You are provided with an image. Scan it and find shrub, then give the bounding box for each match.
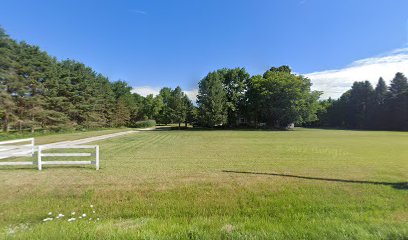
[132,120,156,128]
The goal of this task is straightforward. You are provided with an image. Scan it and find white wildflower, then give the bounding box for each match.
[71,212,75,215]
[90,205,94,208]
[7,227,15,235]
[43,217,53,222]
[48,212,52,215]
[68,218,76,222]
[92,211,95,213]
[82,214,87,217]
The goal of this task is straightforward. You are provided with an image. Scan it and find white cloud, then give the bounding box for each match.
[129,9,147,15]
[133,48,408,102]
[131,86,161,97]
[183,89,199,103]
[305,48,408,99]
[131,86,198,103]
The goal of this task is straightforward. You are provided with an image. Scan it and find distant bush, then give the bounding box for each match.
[133,120,156,128]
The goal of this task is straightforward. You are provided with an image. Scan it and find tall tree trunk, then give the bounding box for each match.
[31,116,35,133]
[178,122,181,129]
[3,114,9,132]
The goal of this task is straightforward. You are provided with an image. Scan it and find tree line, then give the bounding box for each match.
[0,26,323,132]
[196,66,321,128]
[0,27,193,132]
[311,72,408,130]
[3,25,407,131]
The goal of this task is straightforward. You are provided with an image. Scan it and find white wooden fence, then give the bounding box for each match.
[37,145,99,170]
[0,138,99,170]
[0,138,35,165]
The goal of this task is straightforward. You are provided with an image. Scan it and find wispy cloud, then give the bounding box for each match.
[299,0,307,5]
[131,86,199,103]
[305,48,408,99]
[129,9,147,15]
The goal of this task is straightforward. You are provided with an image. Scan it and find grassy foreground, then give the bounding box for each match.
[0,128,407,239]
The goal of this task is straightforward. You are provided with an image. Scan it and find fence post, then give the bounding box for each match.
[31,138,35,157]
[95,145,99,170]
[38,146,42,171]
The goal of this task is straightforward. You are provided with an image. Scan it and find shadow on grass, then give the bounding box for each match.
[222,170,408,190]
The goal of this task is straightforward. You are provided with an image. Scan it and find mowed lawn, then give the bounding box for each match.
[0,129,407,239]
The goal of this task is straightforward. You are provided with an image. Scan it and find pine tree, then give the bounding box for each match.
[0,91,16,132]
[375,77,387,104]
[386,73,408,130]
[389,72,408,97]
[112,99,131,127]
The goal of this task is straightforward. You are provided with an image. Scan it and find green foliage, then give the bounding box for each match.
[132,119,156,128]
[318,72,408,130]
[112,98,131,127]
[0,26,145,132]
[142,94,163,120]
[154,86,195,128]
[375,77,387,104]
[218,68,250,126]
[169,86,187,127]
[248,68,321,128]
[156,87,173,124]
[197,71,228,127]
[196,66,320,128]
[389,72,408,97]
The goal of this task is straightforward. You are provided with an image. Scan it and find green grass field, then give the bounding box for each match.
[0,128,407,239]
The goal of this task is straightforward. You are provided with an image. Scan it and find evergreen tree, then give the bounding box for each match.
[375,77,387,105]
[112,98,131,127]
[389,72,408,97]
[347,81,374,129]
[386,73,408,130]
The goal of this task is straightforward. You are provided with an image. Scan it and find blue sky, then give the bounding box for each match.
[1,0,408,100]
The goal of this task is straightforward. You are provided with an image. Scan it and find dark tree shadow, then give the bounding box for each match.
[222,170,408,190]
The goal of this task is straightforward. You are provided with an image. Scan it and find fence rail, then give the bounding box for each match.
[0,138,35,164]
[38,145,99,170]
[0,138,100,170]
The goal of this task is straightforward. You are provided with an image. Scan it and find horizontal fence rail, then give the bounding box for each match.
[0,138,35,165]
[38,145,99,170]
[0,138,35,146]
[0,138,100,170]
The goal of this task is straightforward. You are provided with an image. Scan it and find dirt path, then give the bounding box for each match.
[43,127,156,146]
